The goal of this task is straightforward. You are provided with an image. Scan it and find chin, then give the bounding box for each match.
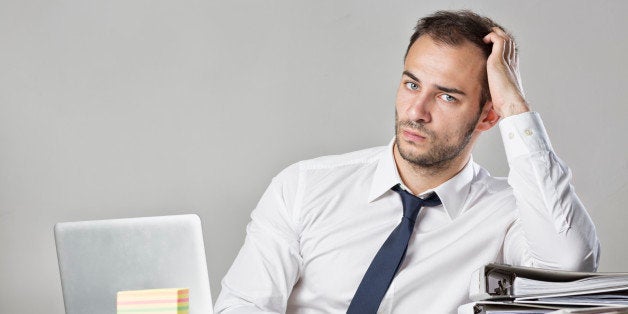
[398,142,428,161]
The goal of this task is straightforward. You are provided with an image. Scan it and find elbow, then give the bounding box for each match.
[554,238,601,272]
[577,239,601,272]
[530,234,601,272]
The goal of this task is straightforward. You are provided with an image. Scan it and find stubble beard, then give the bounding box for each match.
[394,111,480,172]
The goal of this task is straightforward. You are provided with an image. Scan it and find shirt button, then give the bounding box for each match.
[508,132,515,139]
[524,129,533,136]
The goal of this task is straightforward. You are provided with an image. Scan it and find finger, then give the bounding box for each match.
[483,32,507,61]
[503,40,511,63]
[486,29,519,67]
[491,27,517,62]
[504,38,512,63]
[483,31,503,44]
[491,27,510,39]
[509,40,516,62]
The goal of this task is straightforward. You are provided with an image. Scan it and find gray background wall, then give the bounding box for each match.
[1,0,627,313]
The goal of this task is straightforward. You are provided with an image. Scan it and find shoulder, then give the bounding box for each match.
[470,164,515,206]
[273,145,387,185]
[298,145,386,170]
[476,167,511,192]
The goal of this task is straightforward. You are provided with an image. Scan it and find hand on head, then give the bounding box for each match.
[483,27,530,118]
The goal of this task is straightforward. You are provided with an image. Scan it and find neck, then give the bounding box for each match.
[392,143,470,195]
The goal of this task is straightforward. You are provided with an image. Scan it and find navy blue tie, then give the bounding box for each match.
[347,184,441,314]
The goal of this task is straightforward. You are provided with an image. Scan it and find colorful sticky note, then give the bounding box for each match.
[117,288,189,314]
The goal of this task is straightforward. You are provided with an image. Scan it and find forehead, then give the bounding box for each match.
[404,35,486,94]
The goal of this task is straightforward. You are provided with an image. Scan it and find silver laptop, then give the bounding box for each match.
[54,214,213,314]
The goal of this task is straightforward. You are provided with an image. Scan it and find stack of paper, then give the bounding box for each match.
[461,264,628,314]
[515,275,628,297]
[117,288,189,314]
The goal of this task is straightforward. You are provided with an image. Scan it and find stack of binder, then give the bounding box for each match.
[459,264,628,314]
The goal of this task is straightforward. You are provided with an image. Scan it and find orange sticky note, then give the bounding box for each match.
[117,288,189,314]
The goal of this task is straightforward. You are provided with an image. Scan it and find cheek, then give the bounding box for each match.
[395,88,412,113]
[431,111,462,134]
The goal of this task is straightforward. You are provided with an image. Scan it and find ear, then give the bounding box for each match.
[476,101,500,132]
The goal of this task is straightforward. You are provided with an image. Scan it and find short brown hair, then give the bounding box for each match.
[405,10,512,105]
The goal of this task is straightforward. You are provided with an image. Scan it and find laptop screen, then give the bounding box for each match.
[54,214,213,314]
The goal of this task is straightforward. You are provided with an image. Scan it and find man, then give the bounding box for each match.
[214,10,600,313]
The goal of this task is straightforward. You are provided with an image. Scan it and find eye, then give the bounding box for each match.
[439,94,457,102]
[405,82,419,91]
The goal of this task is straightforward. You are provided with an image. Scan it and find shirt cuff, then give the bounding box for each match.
[498,111,554,162]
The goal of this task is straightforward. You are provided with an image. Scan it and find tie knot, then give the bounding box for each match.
[392,184,442,221]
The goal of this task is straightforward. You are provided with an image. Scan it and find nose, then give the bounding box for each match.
[406,93,432,123]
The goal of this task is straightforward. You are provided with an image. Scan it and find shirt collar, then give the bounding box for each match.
[368,138,403,203]
[368,138,477,220]
[431,157,476,220]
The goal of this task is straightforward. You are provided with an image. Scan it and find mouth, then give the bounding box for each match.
[401,129,427,143]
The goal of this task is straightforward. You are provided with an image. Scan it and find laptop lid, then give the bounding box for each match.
[54,214,213,314]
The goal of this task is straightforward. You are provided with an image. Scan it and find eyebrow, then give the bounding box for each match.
[402,70,467,96]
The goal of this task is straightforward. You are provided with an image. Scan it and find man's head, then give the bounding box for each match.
[394,10,507,171]
[406,10,511,105]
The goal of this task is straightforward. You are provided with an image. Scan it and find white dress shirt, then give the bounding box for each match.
[214,112,600,314]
